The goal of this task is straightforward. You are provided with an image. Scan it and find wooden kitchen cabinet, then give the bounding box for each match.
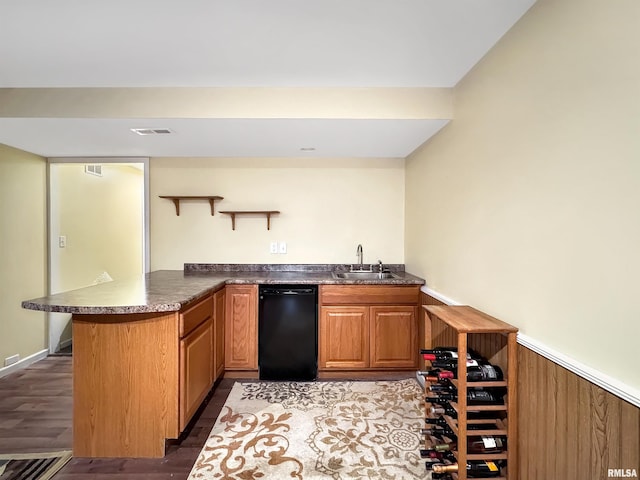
[213,288,225,380]
[319,285,420,371]
[319,306,369,369]
[73,292,218,458]
[370,306,417,368]
[179,317,213,430]
[224,284,258,370]
[178,294,215,430]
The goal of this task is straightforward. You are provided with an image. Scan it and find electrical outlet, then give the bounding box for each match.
[278,242,287,254]
[58,235,66,248]
[270,242,278,253]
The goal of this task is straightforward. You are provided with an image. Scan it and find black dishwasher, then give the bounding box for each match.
[258,285,318,381]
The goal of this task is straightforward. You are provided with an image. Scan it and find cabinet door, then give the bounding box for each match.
[213,289,225,379]
[179,318,213,430]
[224,285,258,370]
[319,306,369,369]
[370,306,417,368]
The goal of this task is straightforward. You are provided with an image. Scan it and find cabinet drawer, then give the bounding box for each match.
[320,285,420,305]
[180,295,213,338]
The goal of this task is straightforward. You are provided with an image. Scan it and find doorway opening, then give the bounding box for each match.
[47,157,149,354]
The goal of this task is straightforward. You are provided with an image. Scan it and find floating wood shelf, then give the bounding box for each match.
[159,196,224,216]
[219,211,280,230]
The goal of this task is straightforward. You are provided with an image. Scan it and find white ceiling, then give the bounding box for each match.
[0,0,536,158]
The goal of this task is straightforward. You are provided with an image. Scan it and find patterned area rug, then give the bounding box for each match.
[0,451,72,480]
[189,380,425,479]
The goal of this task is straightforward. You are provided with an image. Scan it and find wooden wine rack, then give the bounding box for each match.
[422,305,518,480]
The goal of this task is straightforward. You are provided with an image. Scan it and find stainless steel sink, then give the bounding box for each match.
[332,271,398,280]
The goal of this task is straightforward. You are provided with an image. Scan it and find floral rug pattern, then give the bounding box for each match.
[188,380,425,480]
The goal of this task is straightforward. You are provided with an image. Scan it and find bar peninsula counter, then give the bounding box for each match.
[22,266,424,458]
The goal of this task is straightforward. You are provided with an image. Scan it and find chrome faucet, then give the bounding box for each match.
[356,244,363,268]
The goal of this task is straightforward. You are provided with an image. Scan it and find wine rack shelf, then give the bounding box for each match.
[422,305,518,480]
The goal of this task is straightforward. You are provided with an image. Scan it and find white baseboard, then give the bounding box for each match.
[59,338,72,350]
[0,349,48,379]
[420,285,640,409]
[421,286,462,306]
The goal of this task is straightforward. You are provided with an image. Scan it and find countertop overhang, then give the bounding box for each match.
[22,265,425,315]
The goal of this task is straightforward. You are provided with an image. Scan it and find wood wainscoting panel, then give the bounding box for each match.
[518,343,639,480]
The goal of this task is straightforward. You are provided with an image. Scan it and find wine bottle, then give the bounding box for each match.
[425,396,451,406]
[425,389,505,405]
[429,381,507,398]
[420,448,456,460]
[426,350,484,363]
[418,370,456,381]
[420,347,459,354]
[420,427,451,437]
[422,422,495,441]
[467,389,505,404]
[421,346,483,358]
[435,364,504,382]
[423,352,478,361]
[420,426,455,439]
[425,456,456,473]
[425,457,452,472]
[428,379,457,393]
[470,435,507,454]
[430,358,484,369]
[424,416,449,427]
[417,368,453,376]
[429,403,458,417]
[432,460,503,478]
[425,436,507,455]
[422,423,494,435]
[429,403,498,422]
[421,428,455,443]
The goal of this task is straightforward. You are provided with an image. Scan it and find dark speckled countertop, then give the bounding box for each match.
[22,264,425,315]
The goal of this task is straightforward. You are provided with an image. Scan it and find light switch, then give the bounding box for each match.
[278,242,287,254]
[59,235,67,248]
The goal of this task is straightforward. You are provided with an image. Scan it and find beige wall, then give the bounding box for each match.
[150,157,404,269]
[406,0,640,390]
[0,144,47,364]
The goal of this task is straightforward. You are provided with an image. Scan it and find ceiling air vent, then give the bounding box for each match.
[130,128,173,135]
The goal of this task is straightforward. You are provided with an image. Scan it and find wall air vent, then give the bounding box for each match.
[84,164,102,176]
[130,128,173,135]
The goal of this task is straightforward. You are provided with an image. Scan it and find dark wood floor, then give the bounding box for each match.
[0,356,234,479]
